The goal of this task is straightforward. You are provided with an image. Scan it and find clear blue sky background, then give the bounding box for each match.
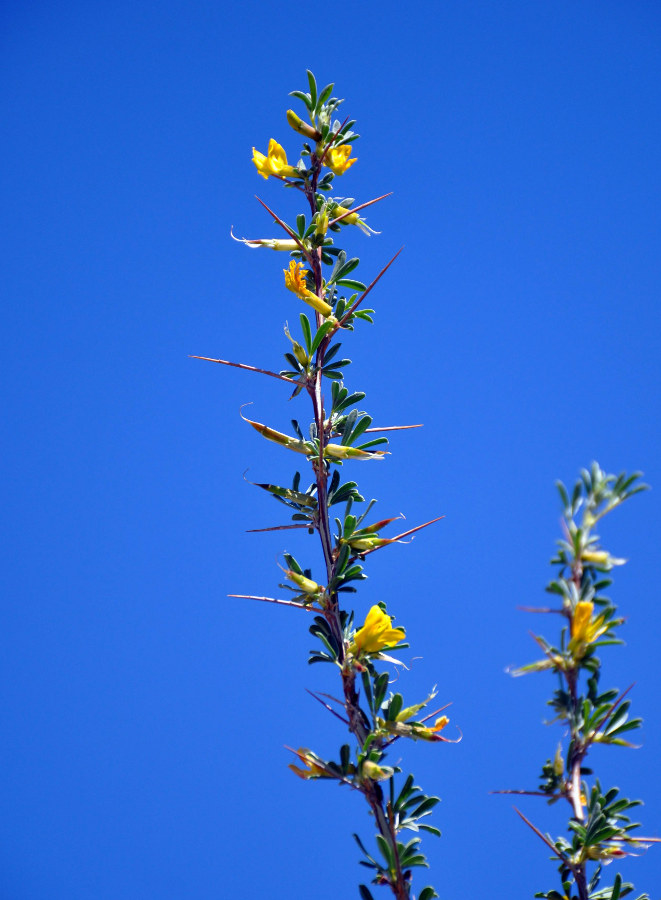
[2,2,660,898]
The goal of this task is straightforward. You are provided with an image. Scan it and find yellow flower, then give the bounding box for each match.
[325,143,357,175]
[349,605,405,656]
[284,259,308,295]
[378,713,450,742]
[416,716,450,740]
[569,600,608,658]
[283,260,333,317]
[288,747,333,780]
[252,139,298,180]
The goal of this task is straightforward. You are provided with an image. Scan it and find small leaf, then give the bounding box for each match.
[299,313,312,352]
[418,888,439,900]
[306,70,317,109]
[337,278,367,291]
[311,320,335,354]
[318,82,334,107]
[375,833,393,867]
[289,89,312,110]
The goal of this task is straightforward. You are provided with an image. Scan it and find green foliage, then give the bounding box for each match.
[510,464,650,900]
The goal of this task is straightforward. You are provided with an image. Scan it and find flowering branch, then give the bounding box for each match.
[505,463,653,900]
[201,71,452,900]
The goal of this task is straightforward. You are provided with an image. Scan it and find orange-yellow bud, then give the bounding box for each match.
[286,110,322,141]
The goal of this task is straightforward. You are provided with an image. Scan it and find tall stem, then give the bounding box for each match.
[302,162,409,899]
[566,559,588,900]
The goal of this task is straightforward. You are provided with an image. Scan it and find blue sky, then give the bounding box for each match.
[2,2,660,898]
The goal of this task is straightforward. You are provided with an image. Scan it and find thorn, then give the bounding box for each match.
[329,192,393,227]
[363,424,423,433]
[254,196,313,263]
[336,248,404,329]
[228,594,313,611]
[305,689,349,724]
[513,807,569,862]
[246,524,311,533]
[190,355,296,385]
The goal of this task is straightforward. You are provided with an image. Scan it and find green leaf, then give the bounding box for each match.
[418,888,439,900]
[299,313,312,352]
[312,631,338,660]
[604,702,631,733]
[337,393,365,412]
[410,796,440,817]
[336,257,360,279]
[284,552,303,574]
[325,358,351,373]
[253,482,317,508]
[329,249,347,283]
[418,824,442,837]
[289,89,312,110]
[353,833,378,867]
[373,672,390,712]
[393,774,416,810]
[361,671,374,713]
[387,693,403,720]
[356,437,389,450]
[375,834,393,867]
[556,480,570,509]
[337,278,367,291]
[311,320,335,354]
[306,70,317,110]
[318,82,334,107]
[351,415,372,444]
[308,652,334,664]
[358,886,374,900]
[323,342,343,366]
[283,352,302,372]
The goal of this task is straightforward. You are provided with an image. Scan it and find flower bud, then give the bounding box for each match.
[231,229,300,252]
[324,443,386,461]
[315,211,329,237]
[286,110,322,141]
[284,324,309,366]
[334,205,359,225]
[553,744,564,777]
[293,342,309,366]
[285,569,323,595]
[331,205,380,236]
[361,760,394,782]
